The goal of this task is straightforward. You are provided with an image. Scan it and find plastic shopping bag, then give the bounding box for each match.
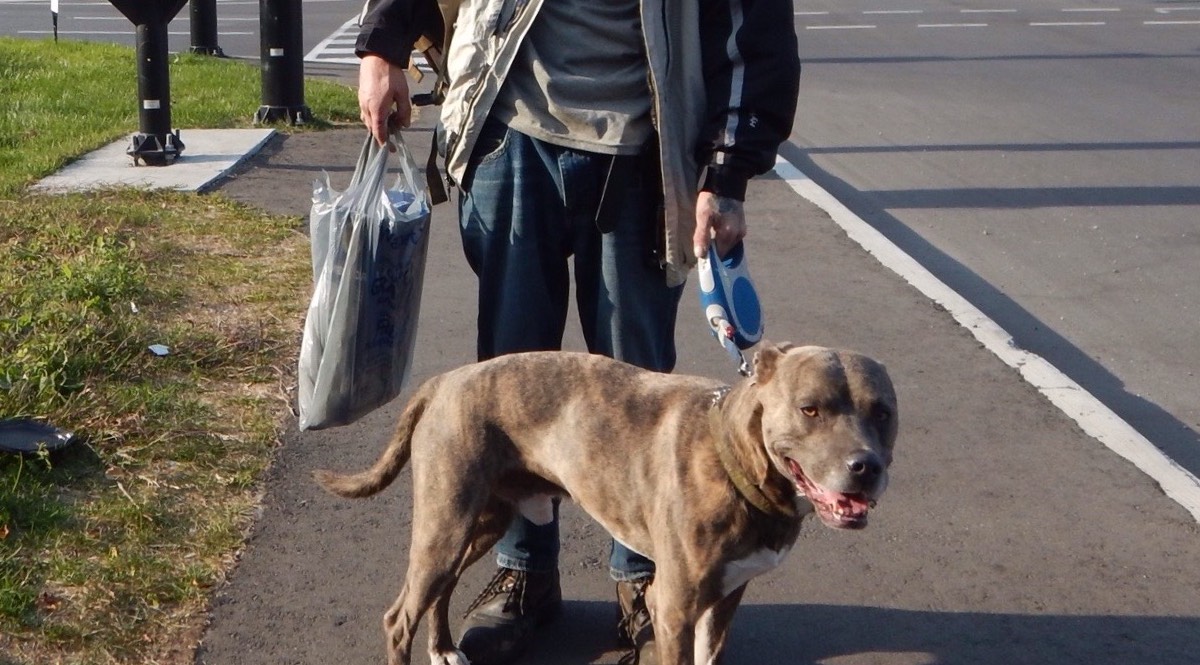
[297,132,432,430]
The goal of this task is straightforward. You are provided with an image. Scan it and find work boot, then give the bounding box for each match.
[616,577,656,665]
[457,567,562,665]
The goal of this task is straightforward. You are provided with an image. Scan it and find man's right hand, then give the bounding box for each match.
[358,53,411,148]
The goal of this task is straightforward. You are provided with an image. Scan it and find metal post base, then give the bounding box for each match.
[128,130,184,166]
[187,45,226,57]
[254,104,312,126]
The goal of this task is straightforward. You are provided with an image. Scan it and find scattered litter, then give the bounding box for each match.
[130,301,139,314]
[148,344,170,356]
[0,419,75,454]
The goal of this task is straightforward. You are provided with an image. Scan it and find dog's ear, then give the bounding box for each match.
[753,342,793,384]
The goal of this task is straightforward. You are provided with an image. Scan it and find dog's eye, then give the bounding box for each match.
[800,406,819,418]
[872,405,891,423]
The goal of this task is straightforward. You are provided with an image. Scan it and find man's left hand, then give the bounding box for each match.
[694,191,746,259]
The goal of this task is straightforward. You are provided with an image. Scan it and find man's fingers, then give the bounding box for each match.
[357,53,411,148]
[694,191,746,259]
[713,221,745,257]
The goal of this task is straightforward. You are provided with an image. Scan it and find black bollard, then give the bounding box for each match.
[108,0,190,165]
[188,0,225,56]
[255,0,311,125]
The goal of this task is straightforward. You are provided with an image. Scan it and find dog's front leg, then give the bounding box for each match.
[693,584,746,665]
[647,575,701,665]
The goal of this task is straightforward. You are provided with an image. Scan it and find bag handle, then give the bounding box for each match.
[350,131,431,219]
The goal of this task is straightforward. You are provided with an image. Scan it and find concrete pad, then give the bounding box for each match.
[31,128,276,194]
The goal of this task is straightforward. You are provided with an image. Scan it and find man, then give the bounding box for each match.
[355,1,799,663]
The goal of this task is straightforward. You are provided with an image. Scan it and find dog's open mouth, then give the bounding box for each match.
[786,458,871,529]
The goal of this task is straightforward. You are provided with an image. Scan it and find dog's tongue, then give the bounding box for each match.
[787,459,872,528]
[838,494,871,515]
[805,480,870,528]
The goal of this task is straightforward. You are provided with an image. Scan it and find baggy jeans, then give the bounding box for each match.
[458,118,684,581]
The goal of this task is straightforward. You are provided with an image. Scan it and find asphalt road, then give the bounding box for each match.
[788,0,1200,477]
[197,125,1200,665]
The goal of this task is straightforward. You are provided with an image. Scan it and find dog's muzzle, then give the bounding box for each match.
[786,450,886,530]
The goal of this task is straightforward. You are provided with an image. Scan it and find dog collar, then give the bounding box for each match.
[709,390,796,519]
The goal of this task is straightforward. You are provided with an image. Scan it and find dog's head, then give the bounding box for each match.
[750,343,898,530]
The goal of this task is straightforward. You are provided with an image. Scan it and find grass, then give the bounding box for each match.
[0,37,359,664]
[0,37,358,197]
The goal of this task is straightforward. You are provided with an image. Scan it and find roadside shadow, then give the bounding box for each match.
[778,142,1200,479]
[530,601,1200,664]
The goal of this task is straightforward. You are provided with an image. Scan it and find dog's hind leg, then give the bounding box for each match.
[384,494,488,665]
[423,500,513,665]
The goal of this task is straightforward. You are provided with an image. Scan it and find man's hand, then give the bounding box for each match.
[693,191,746,259]
[358,53,411,148]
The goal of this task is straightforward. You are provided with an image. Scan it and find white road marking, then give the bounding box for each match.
[772,156,1200,524]
[863,10,924,14]
[806,24,877,30]
[961,8,1017,12]
[918,23,989,28]
[19,30,252,36]
[58,16,261,22]
[1145,19,1200,24]
[1030,21,1107,26]
[1061,7,1121,12]
[304,17,359,64]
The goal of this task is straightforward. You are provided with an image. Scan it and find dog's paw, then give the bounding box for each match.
[430,648,470,665]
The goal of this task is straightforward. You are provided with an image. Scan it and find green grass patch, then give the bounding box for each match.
[0,37,352,664]
[0,37,359,197]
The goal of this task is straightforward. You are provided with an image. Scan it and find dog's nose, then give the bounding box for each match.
[846,451,884,483]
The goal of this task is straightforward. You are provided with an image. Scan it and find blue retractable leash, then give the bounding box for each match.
[697,242,763,376]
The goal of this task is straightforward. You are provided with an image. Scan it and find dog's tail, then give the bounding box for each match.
[312,386,430,498]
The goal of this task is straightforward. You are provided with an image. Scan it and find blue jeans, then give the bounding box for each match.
[458,119,683,581]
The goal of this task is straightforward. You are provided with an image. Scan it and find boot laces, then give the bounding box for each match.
[463,567,525,618]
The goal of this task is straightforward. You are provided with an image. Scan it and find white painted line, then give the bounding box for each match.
[772,156,1200,524]
[806,24,878,30]
[961,8,1016,13]
[1061,7,1121,12]
[863,10,923,14]
[304,17,360,63]
[795,11,831,16]
[1154,6,1200,12]
[918,23,988,28]
[1145,19,1200,24]
[1030,21,1107,26]
[19,30,253,36]
[73,16,261,23]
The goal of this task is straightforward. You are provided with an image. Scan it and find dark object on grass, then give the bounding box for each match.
[0,418,75,454]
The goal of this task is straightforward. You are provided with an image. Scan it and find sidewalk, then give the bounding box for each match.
[195,120,1200,664]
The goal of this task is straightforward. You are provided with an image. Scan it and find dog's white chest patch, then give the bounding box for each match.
[720,545,792,597]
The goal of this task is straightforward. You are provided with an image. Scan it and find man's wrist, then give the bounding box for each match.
[355,37,410,69]
[700,164,750,201]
